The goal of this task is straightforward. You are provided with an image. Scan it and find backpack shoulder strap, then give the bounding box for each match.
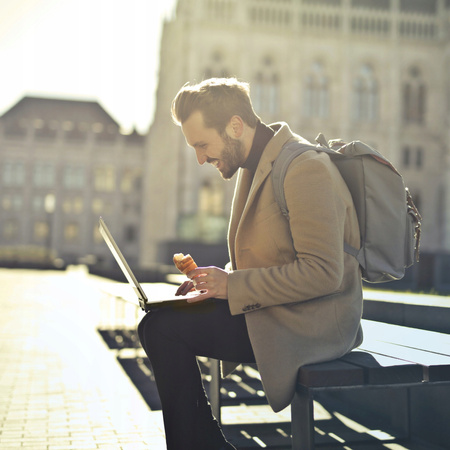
[272,140,334,218]
[272,139,363,266]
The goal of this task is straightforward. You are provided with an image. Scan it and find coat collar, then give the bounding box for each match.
[240,122,304,210]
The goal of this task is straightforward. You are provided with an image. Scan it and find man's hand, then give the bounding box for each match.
[175,266,229,303]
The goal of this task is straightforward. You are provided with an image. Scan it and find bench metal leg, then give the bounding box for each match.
[387,387,411,442]
[291,386,314,449]
[209,358,221,425]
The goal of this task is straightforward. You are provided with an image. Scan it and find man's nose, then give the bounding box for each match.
[195,149,208,165]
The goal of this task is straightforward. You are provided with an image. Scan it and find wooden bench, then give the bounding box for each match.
[99,283,450,448]
[210,319,450,449]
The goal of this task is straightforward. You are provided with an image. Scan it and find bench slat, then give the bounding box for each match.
[359,340,450,382]
[428,365,450,382]
[340,350,423,385]
[298,359,364,388]
[362,320,450,356]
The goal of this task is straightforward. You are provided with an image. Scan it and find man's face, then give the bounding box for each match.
[181,111,246,180]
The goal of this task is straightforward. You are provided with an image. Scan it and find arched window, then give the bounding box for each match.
[303,62,329,118]
[403,66,426,124]
[252,57,280,117]
[352,64,378,122]
[203,51,229,80]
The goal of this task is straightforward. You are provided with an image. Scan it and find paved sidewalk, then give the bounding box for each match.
[0,267,166,450]
[1,267,441,450]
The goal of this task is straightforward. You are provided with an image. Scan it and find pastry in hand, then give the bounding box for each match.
[173,253,197,275]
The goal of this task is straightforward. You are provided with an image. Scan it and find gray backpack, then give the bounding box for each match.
[272,134,422,283]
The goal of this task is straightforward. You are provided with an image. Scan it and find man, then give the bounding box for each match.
[138,77,363,450]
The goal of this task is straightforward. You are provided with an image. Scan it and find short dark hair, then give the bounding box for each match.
[171,77,260,134]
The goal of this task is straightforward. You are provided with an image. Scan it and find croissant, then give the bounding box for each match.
[173,253,197,275]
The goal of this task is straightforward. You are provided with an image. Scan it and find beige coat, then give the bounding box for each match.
[225,123,363,412]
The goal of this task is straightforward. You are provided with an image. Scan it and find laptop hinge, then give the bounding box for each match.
[132,287,148,311]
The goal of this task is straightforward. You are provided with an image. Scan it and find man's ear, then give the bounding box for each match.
[226,115,244,139]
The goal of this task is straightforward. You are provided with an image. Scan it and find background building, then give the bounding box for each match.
[1,0,449,290]
[0,96,145,269]
[142,0,450,289]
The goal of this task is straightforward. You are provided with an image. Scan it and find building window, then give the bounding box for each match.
[4,119,27,137]
[64,222,80,243]
[206,0,234,22]
[124,225,138,243]
[3,219,19,240]
[62,197,83,214]
[2,194,23,211]
[121,169,141,193]
[402,146,411,167]
[351,0,389,10]
[352,64,377,122]
[203,50,229,80]
[403,66,426,124]
[199,178,225,216]
[93,123,117,143]
[177,178,228,243]
[123,200,140,215]
[2,162,25,186]
[65,122,88,141]
[33,163,55,187]
[92,123,104,133]
[303,0,341,5]
[303,62,329,118]
[253,58,280,117]
[400,0,437,14]
[402,146,424,169]
[62,121,74,131]
[34,119,57,140]
[33,221,49,242]
[416,147,424,168]
[94,166,115,192]
[92,198,103,214]
[63,166,85,189]
[93,225,103,244]
[32,196,45,212]
[250,5,292,27]
[92,198,113,215]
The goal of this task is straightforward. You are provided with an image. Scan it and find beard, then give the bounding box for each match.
[209,134,246,180]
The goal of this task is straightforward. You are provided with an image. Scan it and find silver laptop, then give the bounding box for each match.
[98,217,199,311]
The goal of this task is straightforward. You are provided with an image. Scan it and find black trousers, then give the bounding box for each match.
[137,298,256,450]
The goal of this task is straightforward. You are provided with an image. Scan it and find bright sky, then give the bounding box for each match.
[0,0,177,134]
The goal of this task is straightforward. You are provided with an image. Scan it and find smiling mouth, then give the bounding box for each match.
[208,159,220,168]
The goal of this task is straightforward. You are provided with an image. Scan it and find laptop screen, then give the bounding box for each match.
[98,217,147,301]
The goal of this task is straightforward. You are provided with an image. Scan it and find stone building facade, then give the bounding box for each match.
[142,0,450,269]
[0,96,145,268]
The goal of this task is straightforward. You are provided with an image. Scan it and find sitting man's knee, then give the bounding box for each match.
[137,311,155,343]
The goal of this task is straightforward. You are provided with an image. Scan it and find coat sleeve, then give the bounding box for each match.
[227,151,356,315]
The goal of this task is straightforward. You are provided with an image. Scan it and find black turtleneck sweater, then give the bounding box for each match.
[242,121,275,175]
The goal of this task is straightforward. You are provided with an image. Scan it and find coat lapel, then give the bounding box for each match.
[228,169,251,266]
[228,123,298,267]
